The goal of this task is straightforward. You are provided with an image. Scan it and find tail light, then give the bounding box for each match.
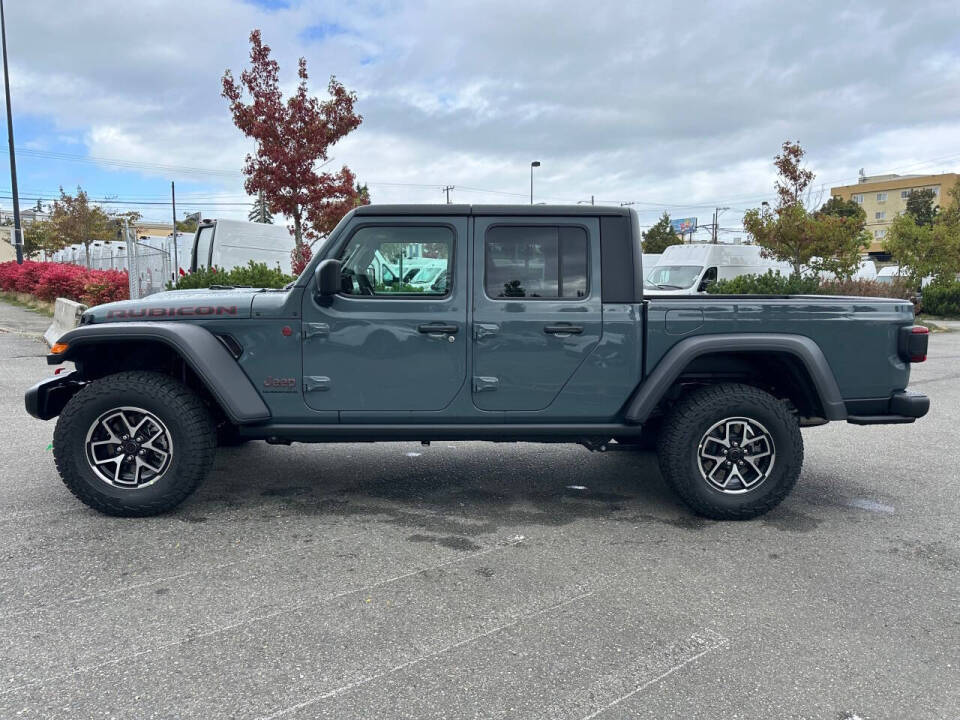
[898,325,929,363]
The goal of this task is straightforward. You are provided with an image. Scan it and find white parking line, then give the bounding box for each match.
[0,536,524,697]
[0,527,370,621]
[578,632,729,720]
[257,589,595,720]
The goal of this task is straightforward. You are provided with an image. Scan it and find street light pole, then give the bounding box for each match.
[0,0,22,264]
[530,161,540,204]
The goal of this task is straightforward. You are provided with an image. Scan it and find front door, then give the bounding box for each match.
[472,216,602,411]
[301,218,468,412]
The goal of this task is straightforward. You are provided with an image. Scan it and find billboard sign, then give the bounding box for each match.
[670,217,697,235]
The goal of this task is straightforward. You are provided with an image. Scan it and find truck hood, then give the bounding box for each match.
[84,288,262,323]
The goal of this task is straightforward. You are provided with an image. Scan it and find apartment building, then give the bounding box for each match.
[830,172,958,255]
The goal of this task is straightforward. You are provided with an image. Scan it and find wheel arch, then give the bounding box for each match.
[624,333,847,424]
[48,322,270,425]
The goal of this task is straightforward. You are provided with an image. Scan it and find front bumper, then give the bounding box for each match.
[25,371,85,421]
[846,390,930,425]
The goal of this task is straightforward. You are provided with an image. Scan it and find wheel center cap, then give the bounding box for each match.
[728,447,744,462]
[121,439,139,455]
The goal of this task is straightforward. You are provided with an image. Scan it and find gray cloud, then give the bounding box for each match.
[5,0,960,229]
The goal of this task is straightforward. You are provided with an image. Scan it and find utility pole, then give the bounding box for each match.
[1,0,22,264]
[530,161,540,204]
[170,181,178,279]
[442,185,454,204]
[710,206,730,244]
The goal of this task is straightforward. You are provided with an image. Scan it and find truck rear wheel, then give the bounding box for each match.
[53,371,216,517]
[657,383,803,520]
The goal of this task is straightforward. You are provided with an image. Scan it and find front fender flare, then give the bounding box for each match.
[50,322,271,425]
[624,333,847,424]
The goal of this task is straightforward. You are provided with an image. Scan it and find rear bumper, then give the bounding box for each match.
[25,371,85,421]
[846,390,930,425]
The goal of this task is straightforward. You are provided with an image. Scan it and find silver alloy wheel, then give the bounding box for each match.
[696,416,776,495]
[84,407,174,489]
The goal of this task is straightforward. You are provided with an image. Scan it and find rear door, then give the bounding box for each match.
[472,215,602,411]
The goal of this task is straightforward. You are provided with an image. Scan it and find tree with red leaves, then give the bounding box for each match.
[222,30,367,273]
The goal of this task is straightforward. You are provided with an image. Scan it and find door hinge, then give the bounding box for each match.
[303,322,330,340]
[304,375,331,392]
[474,323,500,340]
[473,376,499,393]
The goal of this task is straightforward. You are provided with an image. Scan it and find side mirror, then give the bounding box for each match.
[315,259,342,296]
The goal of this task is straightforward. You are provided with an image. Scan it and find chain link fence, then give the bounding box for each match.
[50,229,191,299]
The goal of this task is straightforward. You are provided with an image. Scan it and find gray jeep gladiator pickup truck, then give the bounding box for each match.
[25,205,930,520]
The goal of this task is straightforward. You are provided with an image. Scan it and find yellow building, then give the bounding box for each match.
[831,172,959,254]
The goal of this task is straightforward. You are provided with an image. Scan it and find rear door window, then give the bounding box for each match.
[484,225,588,299]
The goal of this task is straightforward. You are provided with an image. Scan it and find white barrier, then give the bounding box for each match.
[44,298,87,347]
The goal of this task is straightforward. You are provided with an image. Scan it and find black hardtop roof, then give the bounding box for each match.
[353,204,633,217]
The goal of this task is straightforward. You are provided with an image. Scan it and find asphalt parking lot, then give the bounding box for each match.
[0,307,957,719]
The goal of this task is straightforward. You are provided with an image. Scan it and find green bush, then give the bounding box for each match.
[921,281,960,317]
[706,271,821,295]
[168,261,294,290]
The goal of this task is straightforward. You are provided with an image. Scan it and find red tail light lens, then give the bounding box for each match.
[910,325,929,362]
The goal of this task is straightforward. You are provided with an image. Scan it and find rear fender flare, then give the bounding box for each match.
[624,333,847,424]
[51,322,271,425]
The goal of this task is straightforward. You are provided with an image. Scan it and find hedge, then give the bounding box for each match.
[0,261,128,306]
[707,271,915,301]
[921,281,960,317]
[169,261,294,290]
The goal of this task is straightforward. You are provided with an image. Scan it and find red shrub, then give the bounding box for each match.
[0,261,129,306]
[33,263,89,302]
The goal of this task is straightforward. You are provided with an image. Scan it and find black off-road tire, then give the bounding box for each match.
[657,383,803,520]
[53,371,216,517]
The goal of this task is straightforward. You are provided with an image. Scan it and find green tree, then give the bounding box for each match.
[818,195,865,221]
[248,190,274,224]
[814,195,871,280]
[22,220,66,259]
[49,187,115,267]
[641,212,683,253]
[744,141,866,278]
[905,188,938,227]
[175,214,199,233]
[886,184,960,287]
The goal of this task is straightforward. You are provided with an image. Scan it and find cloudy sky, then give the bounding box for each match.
[3,0,959,238]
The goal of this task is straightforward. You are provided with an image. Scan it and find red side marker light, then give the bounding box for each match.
[281,326,293,337]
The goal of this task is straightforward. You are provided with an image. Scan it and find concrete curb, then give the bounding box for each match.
[43,298,87,347]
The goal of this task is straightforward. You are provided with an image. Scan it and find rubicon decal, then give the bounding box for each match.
[106,306,239,319]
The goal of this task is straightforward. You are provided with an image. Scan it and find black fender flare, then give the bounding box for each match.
[624,333,847,424]
[49,322,271,425]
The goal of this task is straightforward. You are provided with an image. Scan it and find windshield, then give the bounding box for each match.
[646,265,703,289]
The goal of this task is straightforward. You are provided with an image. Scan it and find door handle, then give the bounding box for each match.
[544,325,584,336]
[418,323,459,335]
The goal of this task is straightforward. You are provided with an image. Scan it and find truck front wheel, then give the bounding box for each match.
[53,371,216,517]
[657,383,803,520]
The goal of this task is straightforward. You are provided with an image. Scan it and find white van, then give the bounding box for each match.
[191,219,296,275]
[644,244,789,295]
[876,265,936,288]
